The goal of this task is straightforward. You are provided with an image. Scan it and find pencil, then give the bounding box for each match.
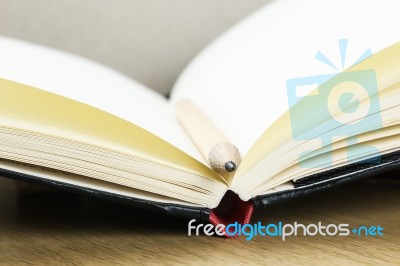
[175,99,241,174]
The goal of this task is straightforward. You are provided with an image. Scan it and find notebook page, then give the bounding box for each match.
[170,0,400,158]
[0,36,204,163]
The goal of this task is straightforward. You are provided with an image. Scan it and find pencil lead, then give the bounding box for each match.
[225,161,236,172]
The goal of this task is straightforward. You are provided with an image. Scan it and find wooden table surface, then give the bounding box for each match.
[0,171,398,265]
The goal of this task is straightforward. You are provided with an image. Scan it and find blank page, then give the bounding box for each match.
[170,0,400,158]
[0,36,203,163]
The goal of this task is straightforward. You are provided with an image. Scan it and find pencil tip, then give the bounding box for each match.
[225,161,236,172]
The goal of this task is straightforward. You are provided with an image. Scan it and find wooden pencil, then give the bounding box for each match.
[176,99,241,174]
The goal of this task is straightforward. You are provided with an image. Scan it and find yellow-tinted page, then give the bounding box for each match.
[235,41,400,180]
[0,78,218,180]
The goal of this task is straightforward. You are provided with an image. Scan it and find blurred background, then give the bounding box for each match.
[0,0,271,95]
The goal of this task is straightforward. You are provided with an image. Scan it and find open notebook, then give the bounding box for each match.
[0,0,399,228]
